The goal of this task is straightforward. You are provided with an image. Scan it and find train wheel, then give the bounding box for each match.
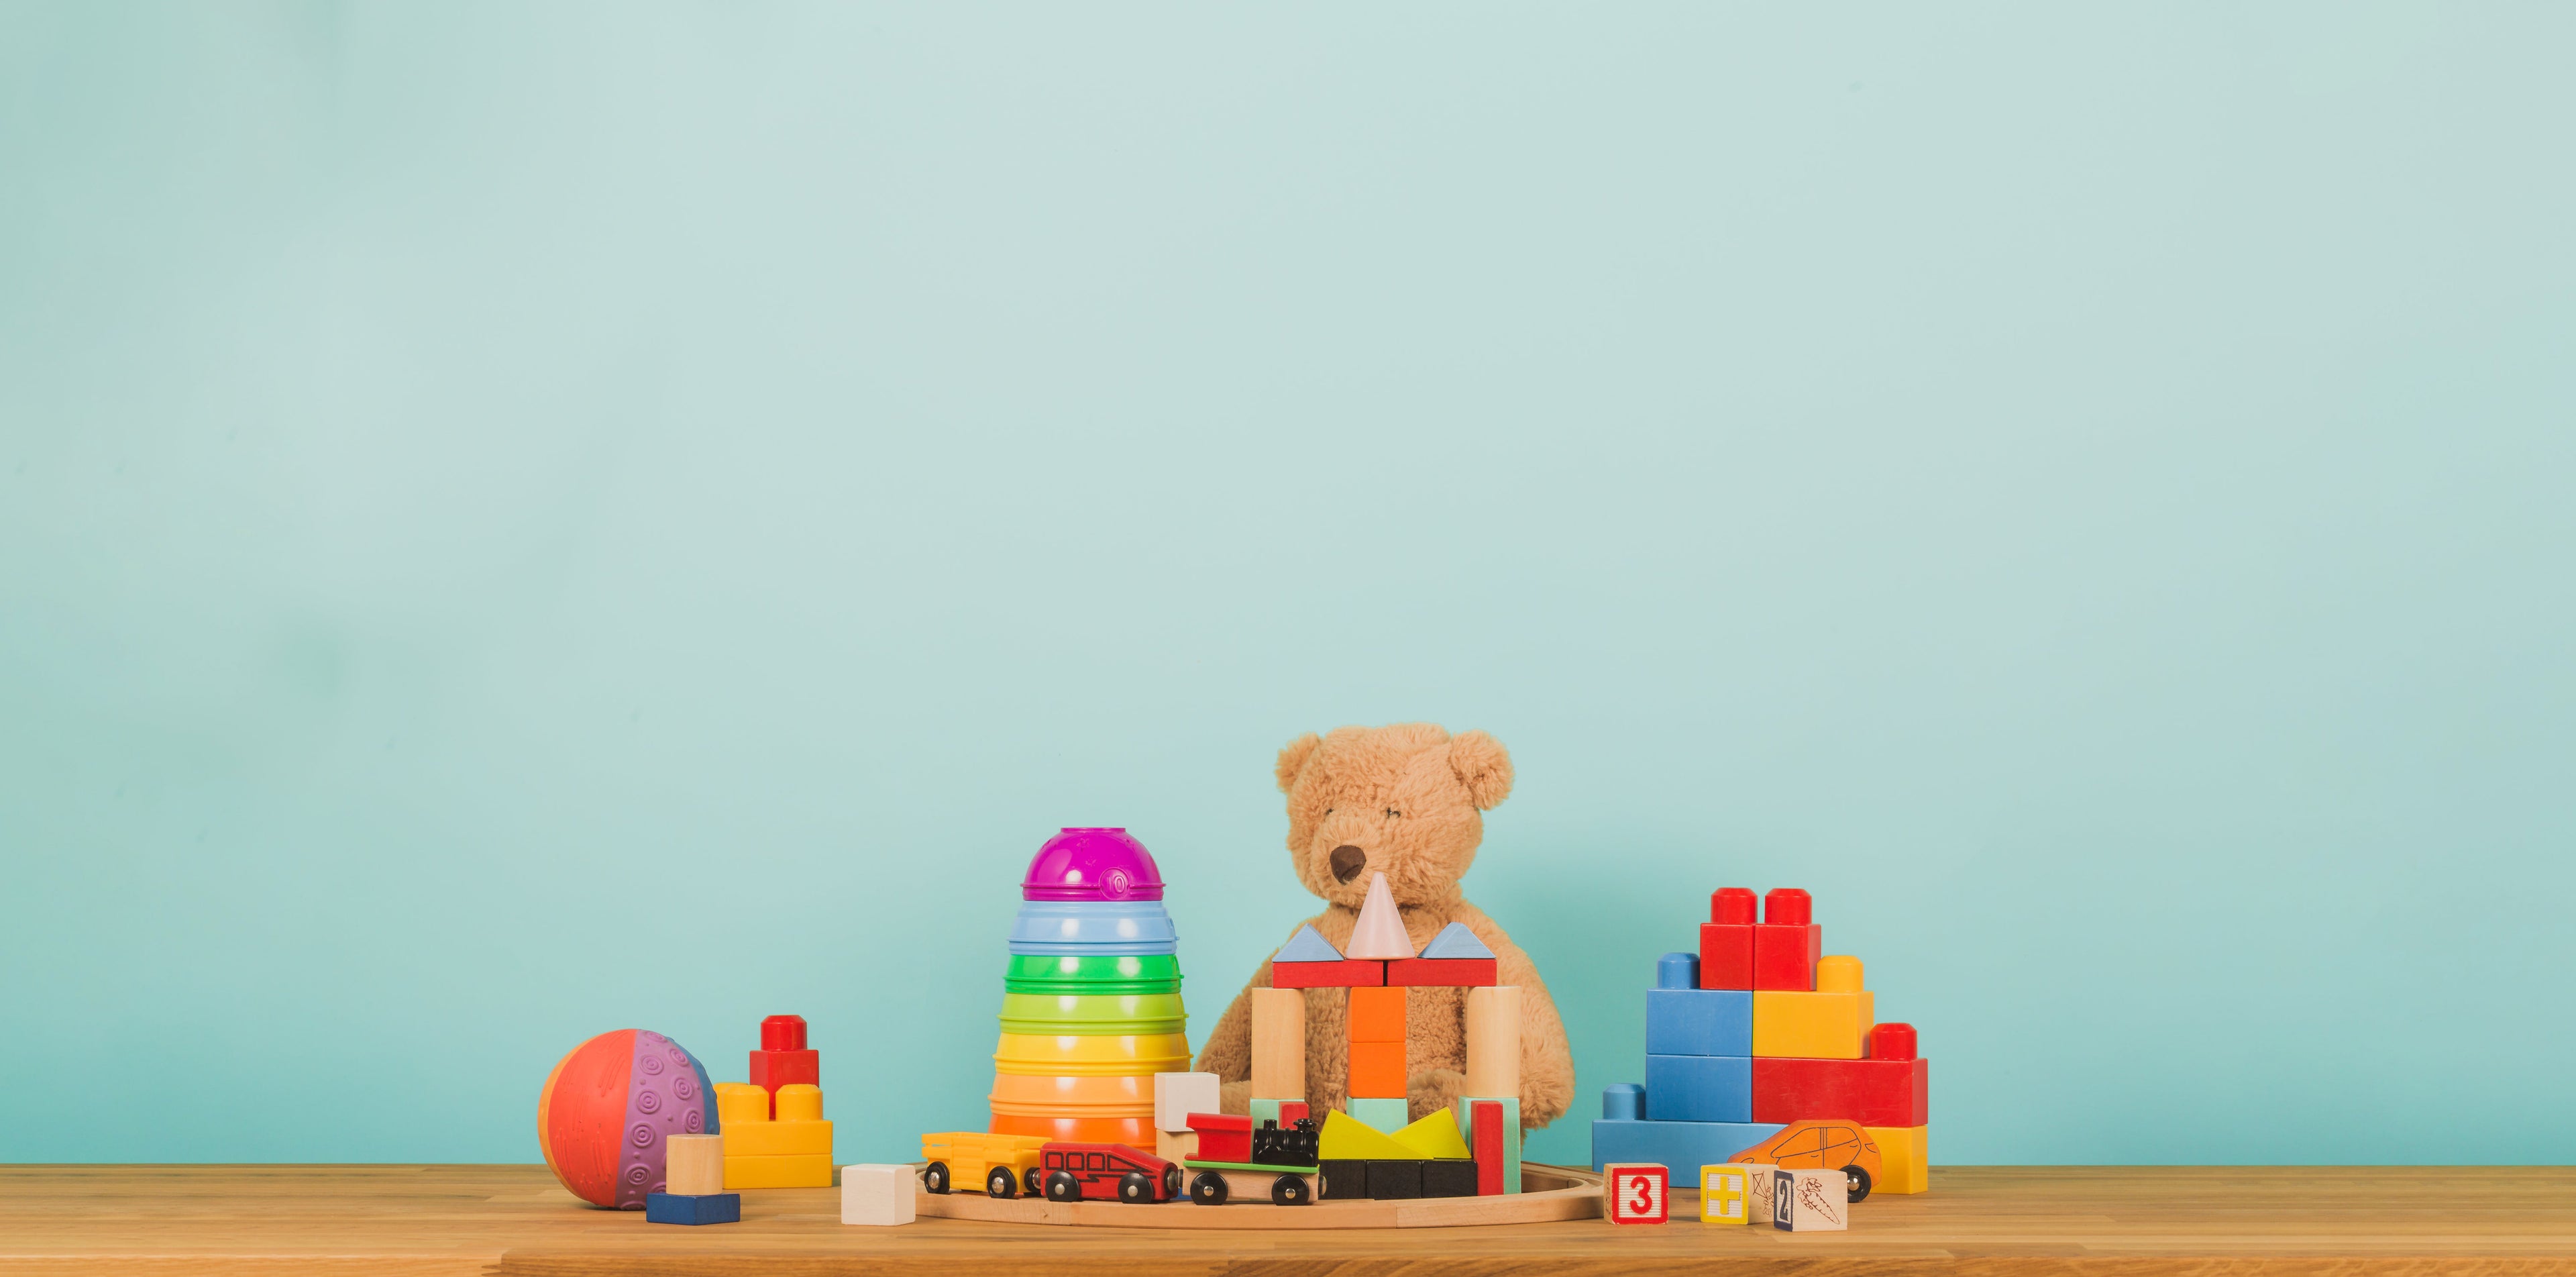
[1118,1171,1154,1203]
[1844,1165,1872,1203]
[1161,1163,1183,1202]
[922,1162,950,1195]
[986,1166,1018,1198]
[1271,1174,1311,1206]
[1044,1170,1081,1203]
[1190,1170,1229,1205]
[1026,1166,1044,1196]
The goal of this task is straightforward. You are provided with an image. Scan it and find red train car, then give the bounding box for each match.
[1036,1142,1183,1203]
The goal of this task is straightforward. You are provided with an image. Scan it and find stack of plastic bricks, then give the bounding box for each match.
[1591,886,1931,1194]
[988,827,1187,1146]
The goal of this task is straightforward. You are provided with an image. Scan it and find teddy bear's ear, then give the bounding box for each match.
[1275,732,1323,795]
[1448,730,1514,810]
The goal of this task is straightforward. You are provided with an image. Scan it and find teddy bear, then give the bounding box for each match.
[1193,723,1574,1131]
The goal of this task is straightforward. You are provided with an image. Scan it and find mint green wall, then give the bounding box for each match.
[5,3,2572,1168]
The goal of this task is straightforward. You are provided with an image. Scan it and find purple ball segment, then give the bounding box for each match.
[1022,827,1164,902]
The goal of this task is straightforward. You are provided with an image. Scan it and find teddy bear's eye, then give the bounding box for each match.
[1385,807,1400,819]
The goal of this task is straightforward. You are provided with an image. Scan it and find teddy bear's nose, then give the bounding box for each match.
[1328,845,1367,884]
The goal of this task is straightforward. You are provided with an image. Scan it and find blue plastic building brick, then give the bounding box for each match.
[1644,987,1752,1057]
[1656,952,1699,990]
[1601,1084,1645,1121]
[645,1192,742,1225]
[1590,1119,1783,1172]
[1643,1054,1752,1123]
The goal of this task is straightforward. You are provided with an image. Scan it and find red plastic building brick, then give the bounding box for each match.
[1750,1055,1929,1127]
[1713,888,1758,925]
[1752,887,1821,990]
[1472,1101,1505,1196]
[760,1015,808,1052]
[1271,959,1386,989]
[1279,1101,1309,1127]
[1701,888,1758,988]
[1387,957,1499,986]
[1187,1112,1252,1164]
[1871,1022,1919,1061]
[748,1050,819,1114]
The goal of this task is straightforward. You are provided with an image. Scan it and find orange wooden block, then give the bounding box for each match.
[1348,1039,1406,1098]
[1349,986,1407,1043]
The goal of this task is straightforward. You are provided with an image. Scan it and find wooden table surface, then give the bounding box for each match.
[4,1165,2572,1276]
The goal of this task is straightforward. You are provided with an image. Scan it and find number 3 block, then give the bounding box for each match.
[1603,1162,1668,1225]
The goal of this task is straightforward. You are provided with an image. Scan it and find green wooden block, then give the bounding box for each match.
[1347,1096,1409,1133]
[1250,1097,1280,1129]
[1452,1095,1522,1194]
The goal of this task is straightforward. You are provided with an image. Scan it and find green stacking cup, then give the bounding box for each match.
[1004,953,1184,996]
[997,991,1187,1037]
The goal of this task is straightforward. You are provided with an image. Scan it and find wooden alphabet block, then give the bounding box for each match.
[1604,1162,1669,1224]
[1697,1163,1752,1225]
[1772,1166,1848,1231]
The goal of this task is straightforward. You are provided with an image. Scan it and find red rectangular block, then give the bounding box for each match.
[1271,959,1385,989]
[1472,1101,1505,1196]
[1750,1055,1929,1127]
[1750,923,1820,990]
[1387,957,1498,986]
[1279,1101,1309,1127]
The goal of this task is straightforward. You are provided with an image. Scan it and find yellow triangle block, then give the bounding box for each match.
[1318,1109,1419,1161]
[1389,1111,1471,1160]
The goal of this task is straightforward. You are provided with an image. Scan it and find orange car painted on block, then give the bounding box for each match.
[1731,1119,1884,1202]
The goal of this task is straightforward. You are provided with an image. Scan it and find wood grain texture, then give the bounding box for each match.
[5,1165,2575,1277]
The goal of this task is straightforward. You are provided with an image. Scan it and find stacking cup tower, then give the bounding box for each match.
[988,827,1187,1146]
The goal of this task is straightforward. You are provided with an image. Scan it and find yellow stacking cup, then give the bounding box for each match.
[992,1033,1191,1077]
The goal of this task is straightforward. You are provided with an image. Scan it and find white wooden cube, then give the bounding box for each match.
[1154,1071,1222,1133]
[840,1164,916,1226]
[1772,1166,1847,1231]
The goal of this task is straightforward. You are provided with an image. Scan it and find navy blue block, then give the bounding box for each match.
[1644,987,1752,1056]
[1644,1054,1752,1123]
[1601,1083,1644,1121]
[645,1192,741,1225]
[1656,952,1700,990]
[1590,1119,1784,1172]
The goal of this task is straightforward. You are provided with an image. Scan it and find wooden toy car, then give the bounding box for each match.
[1730,1119,1882,1202]
[1037,1142,1184,1203]
[919,1131,1049,1198]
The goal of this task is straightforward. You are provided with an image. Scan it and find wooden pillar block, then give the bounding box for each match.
[664,1133,724,1196]
[1465,985,1522,1099]
[1250,986,1306,1102]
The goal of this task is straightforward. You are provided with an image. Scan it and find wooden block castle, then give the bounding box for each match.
[1155,871,1525,1201]
[1592,886,1930,1196]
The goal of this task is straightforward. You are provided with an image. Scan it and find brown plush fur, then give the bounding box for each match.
[1193,724,1575,1131]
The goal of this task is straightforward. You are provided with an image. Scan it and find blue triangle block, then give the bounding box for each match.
[1273,923,1344,964]
[1419,921,1494,960]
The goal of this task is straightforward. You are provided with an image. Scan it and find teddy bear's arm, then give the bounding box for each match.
[1450,903,1578,1132]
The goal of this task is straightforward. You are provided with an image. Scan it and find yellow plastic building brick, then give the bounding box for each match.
[723,1154,835,1189]
[773,1083,824,1122]
[1317,1109,1419,1162]
[1389,1110,1471,1160]
[1867,1124,1929,1194]
[722,1119,833,1158]
[1699,1164,1752,1224]
[714,1082,771,1126]
[1751,988,1874,1059]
